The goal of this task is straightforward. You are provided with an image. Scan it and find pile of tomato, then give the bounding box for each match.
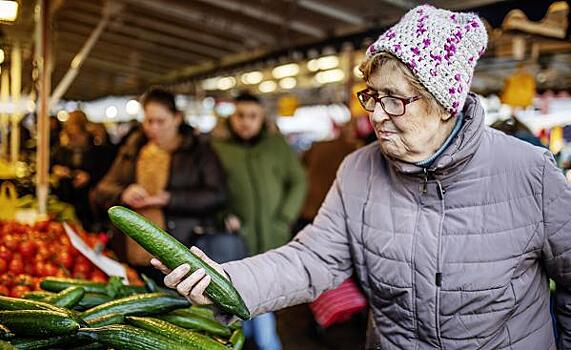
[0,220,112,297]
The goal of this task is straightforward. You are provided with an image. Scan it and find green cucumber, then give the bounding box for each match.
[44,287,85,308]
[74,293,113,311]
[0,310,79,337]
[77,324,190,350]
[0,296,76,318]
[85,313,124,327]
[9,314,119,350]
[158,311,231,338]
[22,291,54,301]
[40,278,108,294]
[0,324,14,340]
[81,292,189,321]
[230,329,246,350]
[108,206,250,319]
[126,316,228,350]
[9,335,88,350]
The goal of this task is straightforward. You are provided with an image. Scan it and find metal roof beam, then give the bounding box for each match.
[59,22,207,64]
[380,0,419,10]
[193,0,325,38]
[59,11,228,59]
[118,0,276,45]
[297,0,365,26]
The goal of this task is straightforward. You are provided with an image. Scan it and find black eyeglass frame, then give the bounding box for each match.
[356,89,423,117]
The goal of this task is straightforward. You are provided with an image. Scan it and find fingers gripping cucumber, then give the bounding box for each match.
[108,206,250,319]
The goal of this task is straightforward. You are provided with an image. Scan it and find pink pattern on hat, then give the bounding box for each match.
[364,5,488,115]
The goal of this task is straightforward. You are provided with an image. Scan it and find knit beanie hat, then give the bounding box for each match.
[365,5,488,116]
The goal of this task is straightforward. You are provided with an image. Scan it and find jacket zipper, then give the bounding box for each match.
[422,168,445,348]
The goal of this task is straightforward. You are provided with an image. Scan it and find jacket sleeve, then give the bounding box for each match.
[90,147,133,211]
[276,138,307,224]
[541,152,571,349]
[223,159,352,316]
[166,142,227,216]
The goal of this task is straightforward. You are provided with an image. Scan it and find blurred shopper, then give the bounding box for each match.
[212,92,306,350]
[491,115,545,148]
[91,88,226,283]
[52,110,113,230]
[298,121,359,231]
[155,6,571,349]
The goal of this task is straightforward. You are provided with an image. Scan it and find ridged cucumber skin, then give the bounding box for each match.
[160,310,231,337]
[22,291,54,301]
[0,296,76,318]
[126,316,228,350]
[44,287,85,308]
[108,206,250,319]
[74,293,113,311]
[77,325,191,350]
[85,313,125,327]
[9,335,88,350]
[81,293,189,321]
[0,310,80,337]
[230,329,246,350]
[40,278,108,294]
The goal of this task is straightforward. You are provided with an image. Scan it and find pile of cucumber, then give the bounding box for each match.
[0,277,245,350]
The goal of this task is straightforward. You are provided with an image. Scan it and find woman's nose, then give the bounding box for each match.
[371,102,390,123]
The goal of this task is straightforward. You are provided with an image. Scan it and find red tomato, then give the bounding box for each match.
[3,235,18,250]
[56,252,74,270]
[18,241,37,259]
[90,270,107,283]
[0,285,9,296]
[9,257,23,275]
[42,263,58,277]
[9,285,30,298]
[0,246,12,262]
[0,273,14,287]
[0,258,6,274]
[15,274,33,287]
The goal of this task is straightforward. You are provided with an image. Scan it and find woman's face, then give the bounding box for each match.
[367,61,452,163]
[142,102,181,148]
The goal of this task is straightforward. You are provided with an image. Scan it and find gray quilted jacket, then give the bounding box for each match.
[224,93,571,349]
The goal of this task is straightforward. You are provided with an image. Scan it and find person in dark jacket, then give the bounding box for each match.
[52,110,114,230]
[91,88,226,283]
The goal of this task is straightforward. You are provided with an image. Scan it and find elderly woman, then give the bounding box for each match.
[152,6,571,349]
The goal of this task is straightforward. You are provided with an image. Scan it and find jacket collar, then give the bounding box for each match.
[387,93,485,175]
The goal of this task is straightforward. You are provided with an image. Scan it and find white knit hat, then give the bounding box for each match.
[366,5,488,116]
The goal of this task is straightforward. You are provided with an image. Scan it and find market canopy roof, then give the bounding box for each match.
[1,0,569,100]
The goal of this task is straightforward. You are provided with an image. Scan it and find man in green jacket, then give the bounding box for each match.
[212,92,306,350]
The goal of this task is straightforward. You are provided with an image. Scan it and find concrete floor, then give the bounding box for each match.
[244,304,367,350]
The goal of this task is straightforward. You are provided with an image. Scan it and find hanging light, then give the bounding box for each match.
[56,110,69,122]
[0,1,18,22]
[241,71,264,85]
[0,49,4,64]
[272,63,299,79]
[307,59,319,72]
[279,77,297,89]
[317,56,339,70]
[353,64,363,79]
[217,77,236,90]
[315,69,345,84]
[258,81,277,93]
[125,99,140,115]
[105,105,118,119]
[201,77,219,91]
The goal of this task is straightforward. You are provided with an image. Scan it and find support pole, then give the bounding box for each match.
[11,41,21,164]
[37,0,51,216]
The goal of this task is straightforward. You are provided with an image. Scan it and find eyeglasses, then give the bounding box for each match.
[356,89,422,117]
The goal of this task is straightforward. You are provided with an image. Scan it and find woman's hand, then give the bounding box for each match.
[121,184,149,208]
[151,246,228,305]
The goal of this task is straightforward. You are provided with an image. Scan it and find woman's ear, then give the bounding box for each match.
[175,111,183,126]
